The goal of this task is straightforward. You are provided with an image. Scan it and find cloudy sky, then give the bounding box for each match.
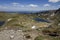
[0,0,60,11]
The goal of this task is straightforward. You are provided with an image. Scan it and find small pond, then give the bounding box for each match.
[0,21,5,26]
[34,18,50,23]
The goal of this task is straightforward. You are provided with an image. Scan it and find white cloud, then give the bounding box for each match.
[58,5,60,6]
[11,2,20,6]
[28,4,38,7]
[49,0,60,3]
[0,3,39,11]
[11,2,20,5]
[0,5,8,9]
[0,5,2,7]
[0,3,59,11]
[44,4,50,7]
[11,2,25,7]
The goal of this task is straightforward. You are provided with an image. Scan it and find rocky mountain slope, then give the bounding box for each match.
[0,8,60,40]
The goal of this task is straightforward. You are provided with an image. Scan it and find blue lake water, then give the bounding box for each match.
[34,18,50,23]
[0,21,5,26]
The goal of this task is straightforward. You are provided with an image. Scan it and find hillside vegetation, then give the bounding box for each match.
[0,8,60,40]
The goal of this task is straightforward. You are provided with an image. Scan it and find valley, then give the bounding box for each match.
[0,8,60,40]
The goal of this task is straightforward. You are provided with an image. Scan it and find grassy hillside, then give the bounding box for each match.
[0,8,60,40]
